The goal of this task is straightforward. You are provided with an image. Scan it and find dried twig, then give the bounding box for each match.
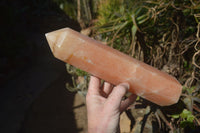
[156,109,174,131]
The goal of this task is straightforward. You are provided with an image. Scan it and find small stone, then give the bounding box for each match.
[120,112,131,133]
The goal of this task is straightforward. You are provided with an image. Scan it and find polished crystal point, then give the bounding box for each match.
[45,27,182,106]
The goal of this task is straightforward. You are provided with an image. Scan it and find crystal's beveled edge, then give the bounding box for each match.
[45,27,72,53]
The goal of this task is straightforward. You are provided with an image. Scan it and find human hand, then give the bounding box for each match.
[86,76,136,133]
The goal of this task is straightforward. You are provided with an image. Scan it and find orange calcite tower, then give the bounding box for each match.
[45,28,182,106]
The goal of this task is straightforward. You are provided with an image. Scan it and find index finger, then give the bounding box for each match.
[88,76,101,95]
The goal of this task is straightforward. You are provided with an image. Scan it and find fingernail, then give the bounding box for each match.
[120,83,130,90]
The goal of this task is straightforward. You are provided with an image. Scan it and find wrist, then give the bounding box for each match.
[88,117,120,133]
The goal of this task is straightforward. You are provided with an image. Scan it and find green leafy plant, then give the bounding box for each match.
[171,109,195,129]
[75,68,88,76]
[180,109,195,128]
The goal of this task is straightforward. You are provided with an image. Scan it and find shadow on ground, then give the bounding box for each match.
[19,75,78,133]
[0,0,83,133]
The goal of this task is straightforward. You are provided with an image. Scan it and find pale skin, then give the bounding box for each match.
[86,76,137,133]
